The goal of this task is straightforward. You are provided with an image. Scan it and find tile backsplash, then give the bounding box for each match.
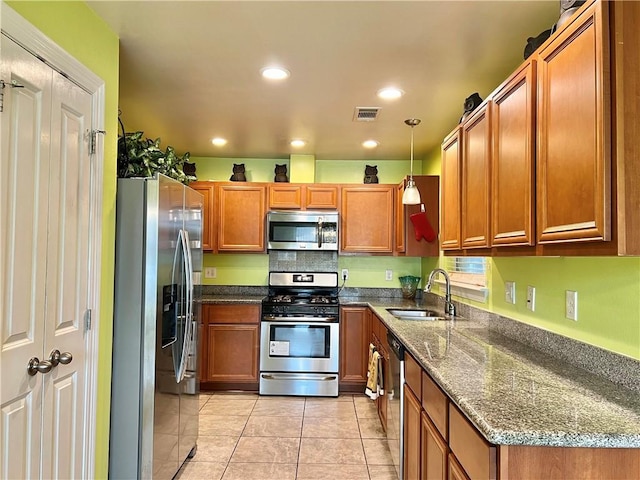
[268,250,338,273]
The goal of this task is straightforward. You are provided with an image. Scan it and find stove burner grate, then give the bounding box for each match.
[266,294,337,305]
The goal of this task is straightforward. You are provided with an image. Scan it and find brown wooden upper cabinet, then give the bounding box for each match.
[268,184,339,210]
[189,181,214,251]
[441,129,462,251]
[216,183,266,252]
[440,0,640,256]
[395,176,440,257]
[340,185,394,253]
[461,101,492,249]
[536,0,610,245]
[491,60,536,247]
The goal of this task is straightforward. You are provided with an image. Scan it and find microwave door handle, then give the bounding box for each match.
[318,218,323,248]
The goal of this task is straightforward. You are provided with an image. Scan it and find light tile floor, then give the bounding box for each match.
[176,392,398,480]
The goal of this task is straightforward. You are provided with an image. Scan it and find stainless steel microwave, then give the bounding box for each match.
[267,211,339,251]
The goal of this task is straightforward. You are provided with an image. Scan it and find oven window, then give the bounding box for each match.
[269,324,331,358]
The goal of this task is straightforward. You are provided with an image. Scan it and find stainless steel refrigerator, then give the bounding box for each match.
[110,174,203,479]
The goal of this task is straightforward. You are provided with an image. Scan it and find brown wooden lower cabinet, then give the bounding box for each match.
[422,411,448,480]
[339,306,370,391]
[449,405,497,480]
[499,445,640,480]
[404,383,422,480]
[369,313,390,430]
[201,304,260,390]
[448,453,470,480]
[206,324,259,382]
[422,371,448,441]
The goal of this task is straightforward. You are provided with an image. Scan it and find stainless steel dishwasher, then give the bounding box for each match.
[387,331,405,480]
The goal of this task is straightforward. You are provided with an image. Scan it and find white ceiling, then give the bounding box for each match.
[88,1,560,161]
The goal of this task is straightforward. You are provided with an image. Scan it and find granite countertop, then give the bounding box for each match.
[201,294,265,304]
[349,297,640,449]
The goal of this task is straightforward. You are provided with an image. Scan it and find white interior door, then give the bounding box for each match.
[0,30,53,480]
[1,34,92,479]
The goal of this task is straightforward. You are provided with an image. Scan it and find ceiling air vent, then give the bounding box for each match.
[353,107,381,122]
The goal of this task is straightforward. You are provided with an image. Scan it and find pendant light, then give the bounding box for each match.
[402,118,422,205]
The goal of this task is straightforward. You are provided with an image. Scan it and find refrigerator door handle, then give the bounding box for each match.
[175,229,191,383]
[183,228,196,361]
[183,229,194,321]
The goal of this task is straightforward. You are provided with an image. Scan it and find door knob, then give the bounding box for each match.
[27,357,53,376]
[49,349,73,367]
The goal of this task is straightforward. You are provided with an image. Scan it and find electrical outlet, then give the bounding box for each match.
[526,285,535,311]
[566,290,578,321]
[341,269,349,281]
[505,281,516,304]
[385,269,393,281]
[204,267,217,279]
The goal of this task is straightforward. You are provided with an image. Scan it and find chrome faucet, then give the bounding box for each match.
[425,268,456,317]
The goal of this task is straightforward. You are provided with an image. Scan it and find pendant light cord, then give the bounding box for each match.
[410,126,415,180]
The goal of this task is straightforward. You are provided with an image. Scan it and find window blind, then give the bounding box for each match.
[443,257,487,287]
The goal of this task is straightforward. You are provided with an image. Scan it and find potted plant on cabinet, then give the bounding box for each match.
[117,126,196,185]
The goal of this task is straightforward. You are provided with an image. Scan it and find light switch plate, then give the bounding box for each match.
[505,281,516,304]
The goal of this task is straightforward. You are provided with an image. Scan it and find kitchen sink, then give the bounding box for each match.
[386,308,446,321]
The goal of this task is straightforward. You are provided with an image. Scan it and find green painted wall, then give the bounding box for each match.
[6,2,120,478]
[290,154,316,183]
[193,156,422,185]
[338,256,422,287]
[491,257,640,359]
[421,146,443,176]
[192,156,287,182]
[203,253,270,285]
[316,159,421,184]
[423,254,640,361]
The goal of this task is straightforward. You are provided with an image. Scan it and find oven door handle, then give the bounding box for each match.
[262,315,338,323]
[261,373,338,381]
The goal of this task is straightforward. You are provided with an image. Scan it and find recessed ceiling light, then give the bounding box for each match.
[261,66,290,80]
[211,137,227,146]
[362,140,379,149]
[377,87,404,100]
[290,139,306,148]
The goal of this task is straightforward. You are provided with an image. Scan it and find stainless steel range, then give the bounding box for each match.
[259,271,340,397]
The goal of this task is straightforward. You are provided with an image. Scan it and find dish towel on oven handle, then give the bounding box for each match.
[365,343,384,400]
